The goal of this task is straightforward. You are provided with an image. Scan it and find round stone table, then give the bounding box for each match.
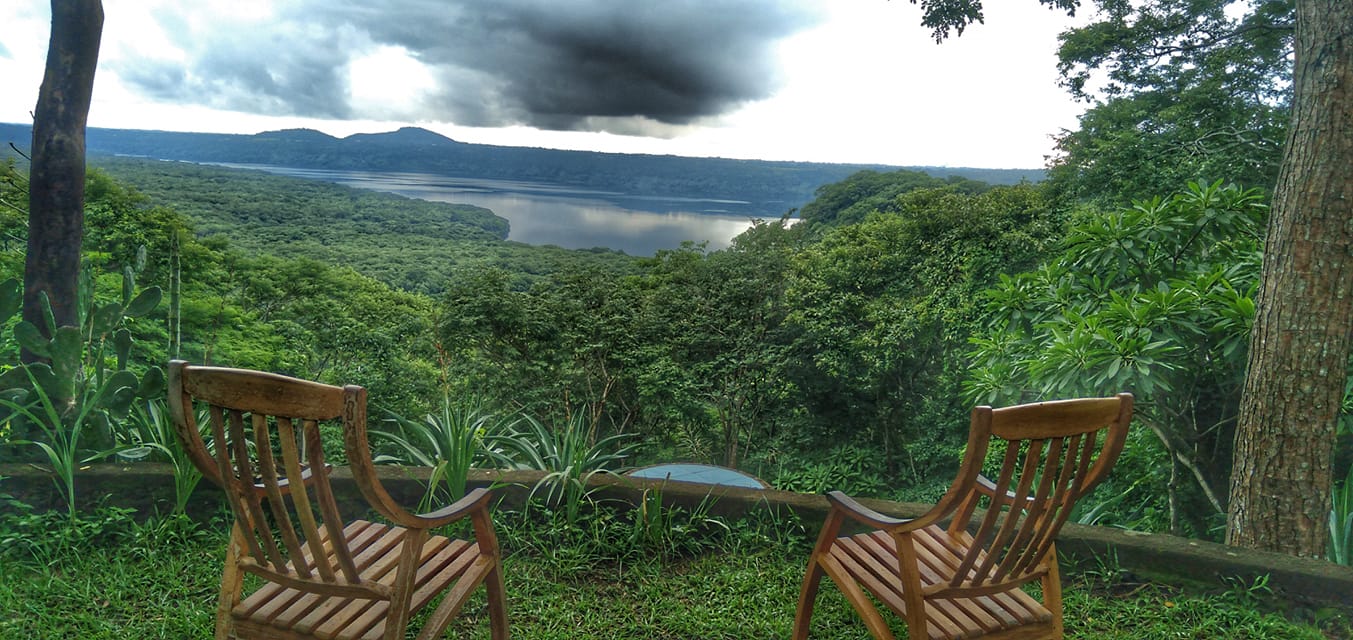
[626,463,769,489]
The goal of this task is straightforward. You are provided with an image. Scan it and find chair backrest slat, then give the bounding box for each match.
[998,435,1070,580]
[270,416,319,580]
[303,417,362,583]
[170,362,371,590]
[938,394,1132,596]
[225,407,287,570]
[970,437,1046,585]
[205,404,266,564]
[1015,432,1100,577]
[949,442,1021,583]
[994,435,1074,581]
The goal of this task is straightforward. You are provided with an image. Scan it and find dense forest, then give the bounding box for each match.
[1,0,1350,558]
[1,153,1061,502]
[7,144,1338,543]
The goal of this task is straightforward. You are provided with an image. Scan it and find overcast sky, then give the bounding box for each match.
[0,1,1088,169]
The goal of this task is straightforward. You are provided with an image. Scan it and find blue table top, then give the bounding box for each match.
[627,463,768,489]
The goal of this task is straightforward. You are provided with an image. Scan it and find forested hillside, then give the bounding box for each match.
[0,123,1044,215]
[4,126,1349,545]
[93,157,637,293]
[3,152,1063,502]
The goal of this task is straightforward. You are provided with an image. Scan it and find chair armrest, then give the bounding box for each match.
[411,487,494,527]
[352,465,494,531]
[974,475,1036,506]
[342,388,496,531]
[827,491,921,530]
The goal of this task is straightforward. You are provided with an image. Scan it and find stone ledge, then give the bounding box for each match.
[3,463,1350,609]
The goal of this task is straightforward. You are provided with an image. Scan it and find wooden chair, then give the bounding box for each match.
[167,360,509,640]
[793,394,1132,640]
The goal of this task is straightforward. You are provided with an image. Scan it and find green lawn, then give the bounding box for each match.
[0,507,1345,640]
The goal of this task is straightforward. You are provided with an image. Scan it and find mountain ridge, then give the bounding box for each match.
[0,122,1044,215]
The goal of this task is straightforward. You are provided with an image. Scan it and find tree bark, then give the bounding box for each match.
[23,0,104,355]
[1226,0,1353,557]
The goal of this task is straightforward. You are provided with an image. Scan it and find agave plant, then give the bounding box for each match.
[486,409,638,523]
[122,399,211,515]
[374,396,504,510]
[0,366,131,519]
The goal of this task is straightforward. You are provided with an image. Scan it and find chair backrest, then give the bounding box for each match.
[167,360,384,599]
[933,393,1132,598]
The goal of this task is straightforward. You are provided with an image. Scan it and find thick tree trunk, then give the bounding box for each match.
[1226,0,1353,557]
[23,0,104,354]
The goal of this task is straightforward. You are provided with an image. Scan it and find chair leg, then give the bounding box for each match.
[485,561,510,640]
[1041,544,1065,640]
[792,560,826,640]
[216,525,246,640]
[820,554,897,640]
[385,528,429,640]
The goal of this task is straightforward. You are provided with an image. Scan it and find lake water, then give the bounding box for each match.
[215,164,781,256]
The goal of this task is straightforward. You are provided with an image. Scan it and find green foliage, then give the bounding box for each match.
[0,157,26,247]
[967,181,1267,537]
[0,270,165,453]
[121,399,208,515]
[496,489,733,577]
[374,396,506,509]
[436,263,645,428]
[487,410,639,523]
[770,444,888,497]
[0,367,133,519]
[0,264,170,518]
[0,500,138,566]
[797,169,989,229]
[1047,0,1291,205]
[785,184,1060,488]
[910,0,1080,41]
[640,222,802,468]
[0,509,219,637]
[1331,464,1353,566]
[625,485,729,561]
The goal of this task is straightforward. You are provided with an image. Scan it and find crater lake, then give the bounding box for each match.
[213,163,790,256]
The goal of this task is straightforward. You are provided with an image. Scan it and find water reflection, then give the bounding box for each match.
[215,164,777,256]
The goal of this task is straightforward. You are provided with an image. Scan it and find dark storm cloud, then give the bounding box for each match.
[118,0,822,134]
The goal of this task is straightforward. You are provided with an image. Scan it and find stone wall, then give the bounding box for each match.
[4,463,1350,609]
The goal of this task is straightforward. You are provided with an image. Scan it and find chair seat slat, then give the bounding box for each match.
[359,541,484,640]
[834,534,976,640]
[289,524,409,636]
[327,535,468,640]
[234,527,394,625]
[408,540,477,610]
[842,528,1046,639]
[235,522,452,640]
[829,539,917,630]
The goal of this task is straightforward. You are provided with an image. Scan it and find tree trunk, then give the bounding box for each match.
[23,0,104,356]
[1226,0,1353,557]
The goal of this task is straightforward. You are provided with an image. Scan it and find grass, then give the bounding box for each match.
[0,505,1347,640]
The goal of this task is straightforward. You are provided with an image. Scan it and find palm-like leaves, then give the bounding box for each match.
[486,410,638,522]
[1331,465,1353,566]
[374,396,502,508]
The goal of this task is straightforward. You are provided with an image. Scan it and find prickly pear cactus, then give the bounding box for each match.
[0,276,165,452]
